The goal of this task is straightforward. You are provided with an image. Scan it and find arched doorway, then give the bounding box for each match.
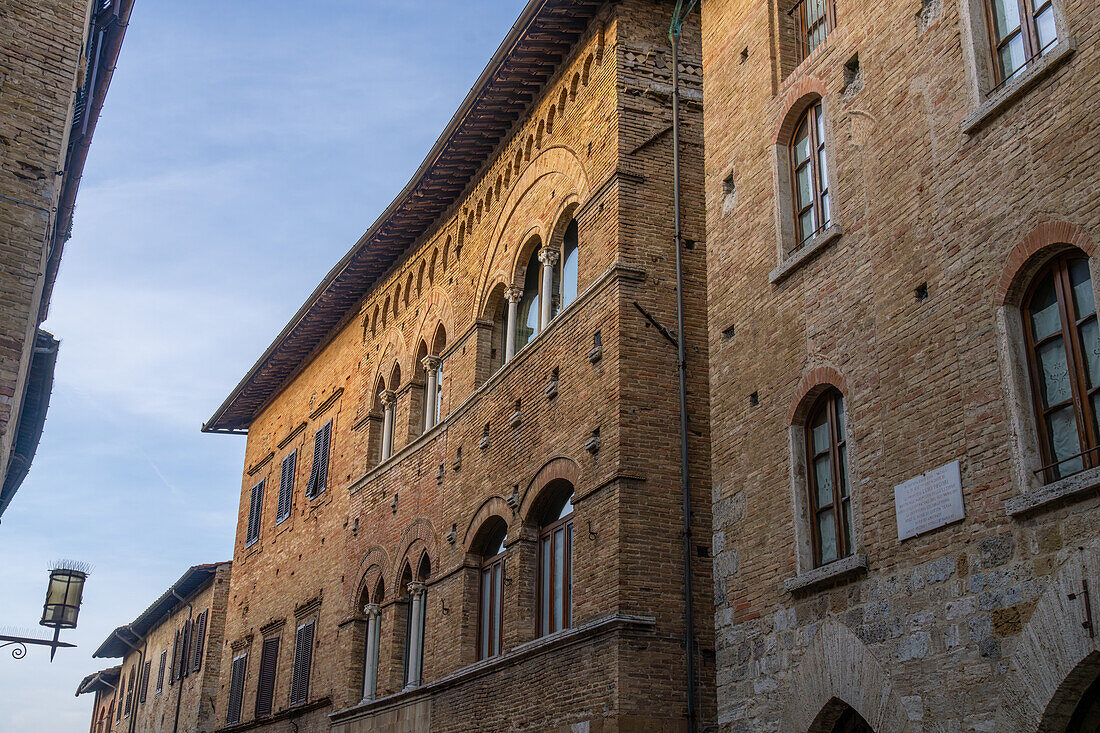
[809,699,875,733]
[1065,669,1100,732]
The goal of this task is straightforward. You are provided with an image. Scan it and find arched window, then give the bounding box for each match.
[1023,254,1100,482]
[475,518,508,660]
[361,578,384,702]
[516,247,542,350]
[806,389,850,567]
[432,325,446,422]
[401,558,429,689]
[790,101,830,249]
[561,218,579,312]
[537,485,574,637]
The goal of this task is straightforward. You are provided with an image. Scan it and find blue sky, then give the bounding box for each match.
[0,2,525,728]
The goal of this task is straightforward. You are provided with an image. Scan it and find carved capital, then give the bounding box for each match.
[505,286,523,303]
[379,389,397,407]
[421,355,441,371]
[538,248,560,266]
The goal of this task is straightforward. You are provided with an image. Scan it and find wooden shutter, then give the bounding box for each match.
[140,660,151,703]
[124,668,135,714]
[226,653,247,725]
[289,620,315,706]
[277,451,296,522]
[156,650,166,693]
[178,619,192,680]
[317,422,331,494]
[255,636,280,718]
[169,631,179,685]
[190,610,208,673]
[246,480,264,547]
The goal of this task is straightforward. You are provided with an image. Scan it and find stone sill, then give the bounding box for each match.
[217,696,331,732]
[963,38,1076,134]
[329,613,656,723]
[784,553,868,594]
[1005,465,1100,517]
[769,224,844,284]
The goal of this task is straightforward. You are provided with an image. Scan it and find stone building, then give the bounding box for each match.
[701,0,1100,728]
[0,0,133,519]
[200,1,713,731]
[79,561,232,733]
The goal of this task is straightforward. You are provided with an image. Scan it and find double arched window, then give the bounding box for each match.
[475,518,508,660]
[790,101,830,249]
[805,388,851,567]
[1022,254,1100,482]
[537,485,574,636]
[512,217,581,355]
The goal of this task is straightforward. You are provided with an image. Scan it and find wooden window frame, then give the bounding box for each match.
[1022,254,1100,483]
[789,101,830,249]
[982,0,1058,87]
[476,548,505,660]
[792,0,836,62]
[537,512,573,637]
[805,389,851,568]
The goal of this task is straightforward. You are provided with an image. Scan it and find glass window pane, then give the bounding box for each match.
[817,149,828,191]
[815,105,825,146]
[817,511,837,564]
[1034,5,1056,50]
[838,443,848,498]
[842,498,852,555]
[798,209,816,243]
[835,396,845,436]
[806,0,825,24]
[1029,272,1062,340]
[553,529,565,631]
[990,0,1021,41]
[793,126,811,165]
[1037,337,1073,407]
[491,564,502,656]
[566,523,573,628]
[821,193,831,229]
[479,569,491,658]
[814,456,833,508]
[1080,318,1100,388]
[998,32,1027,79]
[795,165,814,210]
[810,414,830,452]
[1047,405,1083,477]
[562,241,578,310]
[1069,259,1095,318]
[540,537,550,636]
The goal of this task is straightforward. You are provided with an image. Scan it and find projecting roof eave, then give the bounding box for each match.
[75,665,121,696]
[202,0,605,434]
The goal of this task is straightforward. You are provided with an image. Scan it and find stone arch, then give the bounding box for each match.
[393,518,439,593]
[351,545,391,612]
[519,456,582,524]
[462,496,513,551]
[788,365,848,426]
[996,545,1100,731]
[994,220,1097,306]
[773,76,828,145]
[781,618,916,732]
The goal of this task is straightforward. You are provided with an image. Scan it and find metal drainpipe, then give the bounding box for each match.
[670,3,699,731]
[170,589,194,733]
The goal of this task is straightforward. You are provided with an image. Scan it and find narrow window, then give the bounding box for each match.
[476,520,508,660]
[245,480,264,548]
[306,421,332,498]
[794,0,835,60]
[276,451,296,523]
[190,609,208,673]
[790,101,831,249]
[226,652,247,725]
[805,389,851,566]
[255,636,280,718]
[1023,254,1100,482]
[538,489,574,637]
[156,650,166,694]
[124,667,135,715]
[516,248,542,350]
[140,661,151,704]
[290,620,315,707]
[169,631,179,685]
[983,0,1057,86]
[177,618,192,680]
[560,219,579,313]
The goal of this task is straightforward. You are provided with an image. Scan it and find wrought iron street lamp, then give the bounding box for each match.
[0,560,89,661]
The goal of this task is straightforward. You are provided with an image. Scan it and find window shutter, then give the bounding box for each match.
[191,610,208,673]
[277,451,295,522]
[317,421,331,494]
[226,653,247,725]
[246,480,264,547]
[140,660,151,703]
[156,650,166,693]
[290,620,314,706]
[180,619,193,679]
[306,428,321,497]
[169,631,179,685]
[255,636,280,718]
[125,668,134,714]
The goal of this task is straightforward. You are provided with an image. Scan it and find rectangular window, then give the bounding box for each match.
[255,636,280,718]
[124,668,134,715]
[276,451,296,523]
[792,0,834,61]
[156,650,166,693]
[191,609,208,673]
[140,660,151,704]
[246,479,265,547]
[306,422,332,498]
[177,618,192,680]
[984,0,1058,86]
[289,620,315,707]
[169,631,179,685]
[226,652,247,725]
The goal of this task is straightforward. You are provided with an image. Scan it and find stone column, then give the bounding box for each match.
[504,287,522,362]
[362,604,381,702]
[422,355,441,430]
[538,248,559,330]
[380,390,396,461]
[404,582,426,689]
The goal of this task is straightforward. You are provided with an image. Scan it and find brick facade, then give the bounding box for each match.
[210,2,714,732]
[702,0,1100,729]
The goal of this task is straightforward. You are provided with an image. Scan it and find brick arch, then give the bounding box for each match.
[994,219,1097,306]
[479,277,511,319]
[351,545,391,612]
[773,76,827,145]
[410,287,455,357]
[519,456,581,524]
[462,495,512,552]
[781,618,916,732]
[995,544,1100,731]
[547,195,582,251]
[370,328,409,398]
[393,518,438,593]
[787,365,848,426]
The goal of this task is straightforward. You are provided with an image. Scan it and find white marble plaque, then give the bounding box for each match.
[894,460,964,541]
